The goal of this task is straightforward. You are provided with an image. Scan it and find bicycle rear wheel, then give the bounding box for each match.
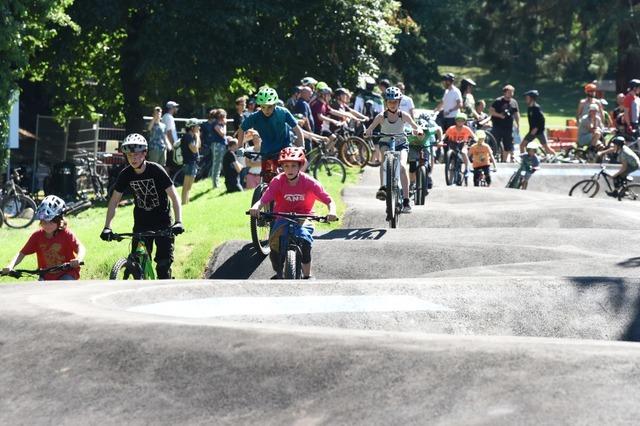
[485,130,502,162]
[250,184,271,255]
[568,179,599,198]
[312,157,347,185]
[339,136,370,168]
[2,194,36,229]
[618,184,640,201]
[414,165,427,205]
[109,258,142,280]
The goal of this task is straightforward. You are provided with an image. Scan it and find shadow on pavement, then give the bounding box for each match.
[207,243,266,279]
[316,228,387,241]
[617,257,640,268]
[570,276,640,342]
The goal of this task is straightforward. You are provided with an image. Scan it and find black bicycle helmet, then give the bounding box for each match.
[524,90,539,98]
[441,73,455,82]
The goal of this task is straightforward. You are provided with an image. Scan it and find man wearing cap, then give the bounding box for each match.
[434,73,462,132]
[490,85,520,162]
[520,90,555,157]
[162,101,179,147]
[578,103,605,150]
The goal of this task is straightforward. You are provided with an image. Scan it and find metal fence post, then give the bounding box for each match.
[32,114,41,193]
[93,116,100,174]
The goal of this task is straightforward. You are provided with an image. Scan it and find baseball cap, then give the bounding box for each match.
[166,101,179,108]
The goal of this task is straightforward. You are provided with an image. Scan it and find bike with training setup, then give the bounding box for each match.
[1,168,37,229]
[247,212,335,279]
[0,261,84,280]
[107,229,177,279]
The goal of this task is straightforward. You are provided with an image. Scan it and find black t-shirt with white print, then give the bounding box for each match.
[114,162,173,232]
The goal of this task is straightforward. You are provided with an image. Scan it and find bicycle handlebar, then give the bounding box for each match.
[2,261,85,278]
[110,229,175,241]
[245,211,338,223]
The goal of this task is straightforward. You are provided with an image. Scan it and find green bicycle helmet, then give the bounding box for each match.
[455,112,467,121]
[315,81,329,92]
[256,87,279,106]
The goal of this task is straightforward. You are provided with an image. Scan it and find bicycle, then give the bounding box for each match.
[375,131,408,228]
[248,212,334,279]
[1,261,83,280]
[506,167,532,190]
[245,151,278,256]
[568,164,634,199]
[73,150,109,201]
[1,168,37,229]
[333,126,371,168]
[445,141,469,187]
[409,142,434,205]
[107,229,176,280]
[307,140,347,185]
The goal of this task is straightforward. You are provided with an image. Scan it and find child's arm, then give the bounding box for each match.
[103,190,123,232]
[214,125,226,138]
[402,112,423,134]
[71,241,86,268]
[3,252,25,273]
[364,114,384,137]
[166,186,183,224]
[326,200,338,222]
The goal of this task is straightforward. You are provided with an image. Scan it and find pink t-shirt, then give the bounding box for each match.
[260,172,332,214]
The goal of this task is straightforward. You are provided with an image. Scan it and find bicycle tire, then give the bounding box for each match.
[385,155,394,225]
[2,194,36,229]
[172,168,185,187]
[485,130,502,162]
[283,249,298,279]
[109,258,141,280]
[568,179,600,198]
[618,184,640,201]
[445,151,457,186]
[311,156,347,184]
[91,175,107,201]
[414,165,427,205]
[339,136,371,168]
[250,184,271,256]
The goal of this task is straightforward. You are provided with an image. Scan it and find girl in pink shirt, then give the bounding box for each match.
[250,147,337,279]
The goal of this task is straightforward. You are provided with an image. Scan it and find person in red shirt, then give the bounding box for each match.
[3,195,85,280]
[443,112,475,176]
[623,79,640,132]
[249,147,337,279]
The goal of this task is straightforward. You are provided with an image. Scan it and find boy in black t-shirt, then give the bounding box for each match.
[490,84,520,162]
[223,139,243,193]
[100,133,183,279]
[520,90,556,157]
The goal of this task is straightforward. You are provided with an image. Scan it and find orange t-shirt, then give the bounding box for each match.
[20,228,81,280]
[444,125,474,144]
[468,143,493,168]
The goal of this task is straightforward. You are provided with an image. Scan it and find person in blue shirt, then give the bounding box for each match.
[519,142,540,190]
[237,87,304,160]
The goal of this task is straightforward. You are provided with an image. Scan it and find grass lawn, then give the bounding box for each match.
[0,167,360,282]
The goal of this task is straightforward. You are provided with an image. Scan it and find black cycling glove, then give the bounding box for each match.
[171,221,184,235]
[100,228,113,241]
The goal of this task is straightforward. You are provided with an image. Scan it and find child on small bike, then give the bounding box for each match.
[365,86,423,213]
[101,133,184,279]
[597,136,640,197]
[3,195,86,280]
[468,130,497,186]
[518,142,541,190]
[443,112,474,176]
[408,114,441,190]
[249,147,337,279]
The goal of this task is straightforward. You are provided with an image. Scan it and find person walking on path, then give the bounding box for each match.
[209,109,228,189]
[434,73,462,131]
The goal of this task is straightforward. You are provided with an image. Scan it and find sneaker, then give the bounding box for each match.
[271,273,283,280]
[302,275,314,280]
[376,186,387,200]
[402,199,412,213]
[606,190,619,198]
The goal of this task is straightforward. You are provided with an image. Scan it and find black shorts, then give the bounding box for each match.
[493,127,514,151]
[524,131,548,145]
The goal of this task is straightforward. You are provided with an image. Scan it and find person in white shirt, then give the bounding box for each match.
[397,82,415,118]
[434,73,462,132]
[162,101,179,145]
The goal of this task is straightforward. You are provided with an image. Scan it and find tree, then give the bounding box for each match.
[0,0,74,168]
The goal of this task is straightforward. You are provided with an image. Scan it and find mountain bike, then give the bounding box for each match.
[568,164,634,199]
[1,168,37,229]
[245,151,278,256]
[73,150,109,201]
[249,212,334,279]
[307,140,347,185]
[108,229,175,280]
[1,261,83,280]
[375,132,407,228]
[333,126,371,168]
[445,142,468,186]
[409,143,433,205]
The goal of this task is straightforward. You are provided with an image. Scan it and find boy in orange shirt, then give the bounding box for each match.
[468,130,497,186]
[443,112,474,174]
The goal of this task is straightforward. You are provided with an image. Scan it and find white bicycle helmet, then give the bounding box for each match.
[121,133,148,153]
[384,86,403,100]
[36,195,66,221]
[526,142,538,150]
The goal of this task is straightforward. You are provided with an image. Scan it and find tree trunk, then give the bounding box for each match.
[617,0,640,92]
[120,9,146,134]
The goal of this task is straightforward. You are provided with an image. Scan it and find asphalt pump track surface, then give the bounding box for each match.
[2,163,640,425]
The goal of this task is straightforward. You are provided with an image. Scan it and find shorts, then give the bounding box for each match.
[578,133,593,147]
[182,161,198,177]
[524,131,548,145]
[379,140,409,152]
[492,127,513,151]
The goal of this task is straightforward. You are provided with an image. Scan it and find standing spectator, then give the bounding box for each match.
[294,86,315,133]
[229,96,247,135]
[519,90,555,157]
[300,76,318,92]
[397,82,415,118]
[490,84,520,162]
[147,106,172,167]
[310,86,348,136]
[623,79,640,132]
[162,101,179,146]
[286,87,302,112]
[223,139,243,193]
[354,76,383,119]
[210,109,228,189]
[613,93,627,134]
[180,119,201,205]
[576,82,605,122]
[199,109,217,163]
[244,98,257,118]
[377,78,391,94]
[434,73,462,132]
[244,130,263,189]
[460,78,479,121]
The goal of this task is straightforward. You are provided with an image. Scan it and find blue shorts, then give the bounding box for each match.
[183,161,198,177]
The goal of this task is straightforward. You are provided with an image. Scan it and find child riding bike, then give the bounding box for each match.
[468,130,497,186]
[100,133,184,279]
[365,86,423,213]
[519,142,541,190]
[3,195,86,280]
[409,114,441,190]
[249,147,337,279]
[443,112,474,175]
[597,136,640,197]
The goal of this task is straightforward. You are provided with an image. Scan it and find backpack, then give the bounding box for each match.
[173,138,183,166]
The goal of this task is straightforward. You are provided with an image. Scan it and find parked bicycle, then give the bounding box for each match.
[1,168,37,229]
[568,164,636,200]
[0,261,83,280]
[307,140,347,185]
[249,212,334,279]
[333,126,371,168]
[107,229,176,279]
[73,150,109,201]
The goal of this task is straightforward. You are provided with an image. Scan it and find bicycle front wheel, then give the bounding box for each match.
[414,165,428,206]
[339,136,370,168]
[2,194,36,229]
[109,258,142,280]
[283,249,299,279]
[618,184,640,201]
[250,184,271,256]
[385,156,395,225]
[568,179,600,198]
[312,157,347,185]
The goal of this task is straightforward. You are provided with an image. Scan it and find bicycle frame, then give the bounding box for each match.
[110,230,174,280]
